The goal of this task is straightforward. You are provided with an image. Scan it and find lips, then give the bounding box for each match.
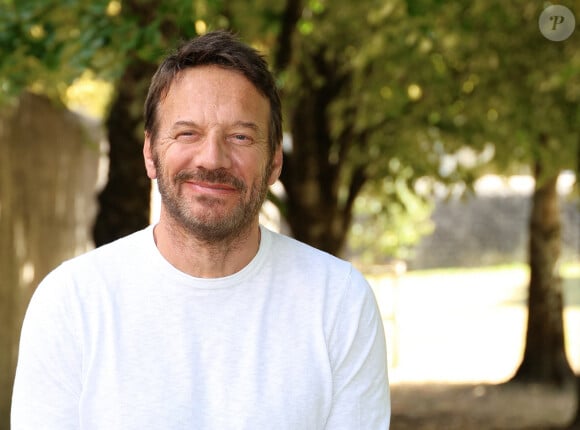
[186,181,238,195]
[175,168,246,193]
[192,181,236,191]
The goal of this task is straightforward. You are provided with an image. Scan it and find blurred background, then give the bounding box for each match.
[1,0,579,428]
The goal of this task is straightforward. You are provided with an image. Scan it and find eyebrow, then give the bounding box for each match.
[171,120,261,131]
[233,121,260,131]
[171,120,199,130]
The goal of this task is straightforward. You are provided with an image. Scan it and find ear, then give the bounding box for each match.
[143,132,157,180]
[267,145,283,186]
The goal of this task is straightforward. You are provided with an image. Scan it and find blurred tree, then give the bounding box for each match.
[0,93,101,430]
[421,0,580,388]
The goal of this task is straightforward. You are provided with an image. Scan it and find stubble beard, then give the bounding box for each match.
[153,153,271,244]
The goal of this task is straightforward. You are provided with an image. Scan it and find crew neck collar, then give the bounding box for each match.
[145,224,272,289]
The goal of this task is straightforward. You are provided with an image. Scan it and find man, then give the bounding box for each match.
[12,30,390,429]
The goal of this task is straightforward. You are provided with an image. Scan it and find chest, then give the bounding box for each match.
[79,289,333,429]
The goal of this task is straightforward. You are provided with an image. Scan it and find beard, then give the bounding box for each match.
[153,153,271,243]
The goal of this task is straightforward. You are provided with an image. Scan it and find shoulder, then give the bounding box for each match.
[74,227,152,264]
[264,227,351,271]
[32,227,153,300]
[62,227,152,275]
[261,227,372,299]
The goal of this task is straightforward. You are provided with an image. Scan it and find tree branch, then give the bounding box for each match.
[343,164,368,225]
[273,0,303,73]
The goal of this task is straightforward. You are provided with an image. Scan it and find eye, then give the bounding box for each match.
[229,134,254,145]
[176,131,200,142]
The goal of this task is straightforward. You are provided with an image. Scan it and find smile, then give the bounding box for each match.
[184,181,240,195]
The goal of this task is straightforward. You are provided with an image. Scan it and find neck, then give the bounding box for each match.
[153,215,261,278]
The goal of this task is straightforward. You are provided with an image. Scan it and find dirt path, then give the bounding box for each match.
[390,381,577,430]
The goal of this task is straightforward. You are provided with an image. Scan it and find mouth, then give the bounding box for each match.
[185,180,238,195]
[176,169,246,197]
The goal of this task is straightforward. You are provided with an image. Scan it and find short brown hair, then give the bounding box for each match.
[144,30,282,156]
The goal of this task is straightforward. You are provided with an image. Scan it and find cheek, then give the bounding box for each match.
[243,155,270,183]
[223,148,261,176]
[161,147,193,174]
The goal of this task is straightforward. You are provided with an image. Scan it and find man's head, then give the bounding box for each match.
[143,31,283,244]
[144,30,282,158]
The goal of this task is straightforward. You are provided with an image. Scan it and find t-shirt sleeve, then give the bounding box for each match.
[11,266,82,430]
[324,266,391,429]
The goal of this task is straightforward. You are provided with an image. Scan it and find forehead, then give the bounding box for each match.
[158,65,270,127]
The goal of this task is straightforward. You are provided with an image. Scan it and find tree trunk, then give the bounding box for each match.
[567,135,580,429]
[282,93,351,256]
[567,375,580,428]
[92,60,156,246]
[92,0,187,246]
[0,93,100,430]
[279,47,366,256]
[511,165,574,386]
[0,100,18,430]
[271,0,356,253]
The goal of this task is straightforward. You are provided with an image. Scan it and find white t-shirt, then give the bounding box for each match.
[12,225,390,429]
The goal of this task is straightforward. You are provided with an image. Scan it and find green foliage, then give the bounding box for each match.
[0,0,200,104]
[1,0,115,100]
[2,0,579,255]
[349,174,434,264]
[422,0,580,179]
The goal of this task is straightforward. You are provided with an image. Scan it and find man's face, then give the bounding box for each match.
[143,65,282,242]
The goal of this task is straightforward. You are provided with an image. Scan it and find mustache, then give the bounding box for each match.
[174,168,246,191]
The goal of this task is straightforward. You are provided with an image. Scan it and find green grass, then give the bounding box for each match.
[402,261,580,280]
[366,261,580,308]
[404,263,529,278]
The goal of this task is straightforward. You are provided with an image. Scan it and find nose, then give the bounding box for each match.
[195,131,232,170]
